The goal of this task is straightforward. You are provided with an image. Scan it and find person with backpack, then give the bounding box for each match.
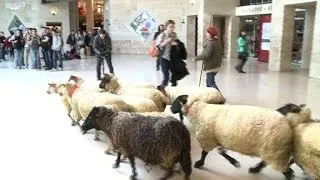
[194,25,223,91]
[152,24,164,71]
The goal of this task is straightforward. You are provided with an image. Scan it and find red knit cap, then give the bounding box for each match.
[206,25,219,37]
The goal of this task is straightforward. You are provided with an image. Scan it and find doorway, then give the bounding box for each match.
[211,16,226,57]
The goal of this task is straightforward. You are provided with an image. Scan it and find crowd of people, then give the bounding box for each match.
[0,27,101,71]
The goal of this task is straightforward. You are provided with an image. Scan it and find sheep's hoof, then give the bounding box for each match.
[71,120,76,126]
[283,168,294,180]
[194,160,204,168]
[233,161,241,168]
[104,151,112,155]
[94,137,100,141]
[112,163,119,169]
[130,175,137,180]
[249,167,262,174]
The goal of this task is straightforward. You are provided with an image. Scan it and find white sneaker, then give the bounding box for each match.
[50,68,57,72]
[57,67,63,71]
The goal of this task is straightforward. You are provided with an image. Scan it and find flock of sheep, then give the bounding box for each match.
[47,73,319,180]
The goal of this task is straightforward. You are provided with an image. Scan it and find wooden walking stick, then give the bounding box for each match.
[198,62,204,87]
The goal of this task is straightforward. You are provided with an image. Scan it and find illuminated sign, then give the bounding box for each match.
[236,3,272,16]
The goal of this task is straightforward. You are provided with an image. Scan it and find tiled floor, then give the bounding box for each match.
[0,55,318,180]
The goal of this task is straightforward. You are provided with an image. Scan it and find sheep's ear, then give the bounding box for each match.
[157,85,165,91]
[299,104,306,108]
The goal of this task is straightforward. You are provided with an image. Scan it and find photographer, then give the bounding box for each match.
[93,29,113,80]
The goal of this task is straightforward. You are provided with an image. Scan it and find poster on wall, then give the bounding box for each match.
[8,15,26,33]
[261,23,271,51]
[126,9,159,43]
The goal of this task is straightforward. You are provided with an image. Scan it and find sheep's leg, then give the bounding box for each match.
[94,130,100,141]
[159,168,174,180]
[249,161,267,173]
[282,168,294,180]
[128,155,138,180]
[194,150,209,168]
[112,152,121,169]
[217,147,240,168]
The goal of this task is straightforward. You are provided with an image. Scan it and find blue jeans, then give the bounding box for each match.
[42,49,52,69]
[30,49,40,69]
[156,56,161,69]
[206,72,220,91]
[52,50,63,69]
[14,49,24,67]
[160,57,171,86]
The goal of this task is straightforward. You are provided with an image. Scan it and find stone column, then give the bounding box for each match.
[225,16,239,60]
[69,0,79,32]
[269,5,295,71]
[86,0,94,30]
[301,8,315,69]
[310,2,320,79]
[186,16,196,57]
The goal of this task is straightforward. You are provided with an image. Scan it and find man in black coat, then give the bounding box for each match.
[93,29,113,80]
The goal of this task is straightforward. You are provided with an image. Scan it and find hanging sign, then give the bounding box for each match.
[236,3,272,16]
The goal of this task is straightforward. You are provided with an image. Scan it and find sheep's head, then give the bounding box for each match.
[171,95,188,114]
[47,83,63,94]
[81,106,116,133]
[68,75,83,84]
[276,103,304,115]
[157,85,168,96]
[99,74,120,93]
[57,83,79,97]
[285,104,313,126]
[99,73,112,89]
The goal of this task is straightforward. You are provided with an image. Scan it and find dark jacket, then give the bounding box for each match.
[12,36,25,50]
[195,38,222,71]
[66,34,76,45]
[93,34,112,56]
[170,40,189,81]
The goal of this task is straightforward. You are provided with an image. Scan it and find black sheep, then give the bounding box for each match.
[81,106,192,180]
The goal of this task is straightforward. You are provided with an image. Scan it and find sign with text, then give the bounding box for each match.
[236,3,272,16]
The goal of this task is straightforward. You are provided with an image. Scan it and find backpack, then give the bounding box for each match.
[148,32,165,58]
[148,40,160,57]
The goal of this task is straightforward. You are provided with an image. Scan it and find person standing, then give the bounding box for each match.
[51,29,63,71]
[28,28,41,69]
[41,30,52,70]
[23,28,31,68]
[156,20,178,86]
[194,26,223,91]
[235,30,249,73]
[9,29,25,69]
[153,24,165,71]
[93,29,113,80]
[0,31,6,61]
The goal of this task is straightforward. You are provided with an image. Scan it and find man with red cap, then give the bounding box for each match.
[194,25,223,92]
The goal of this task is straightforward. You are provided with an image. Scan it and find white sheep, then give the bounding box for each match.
[100,73,156,89]
[99,76,170,112]
[291,122,320,180]
[171,95,296,180]
[278,104,319,180]
[157,85,226,104]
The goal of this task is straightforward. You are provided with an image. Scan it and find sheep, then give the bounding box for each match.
[100,73,156,89]
[157,85,226,104]
[57,82,132,128]
[81,106,192,180]
[99,75,170,112]
[277,104,320,180]
[171,95,296,180]
[68,75,103,92]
